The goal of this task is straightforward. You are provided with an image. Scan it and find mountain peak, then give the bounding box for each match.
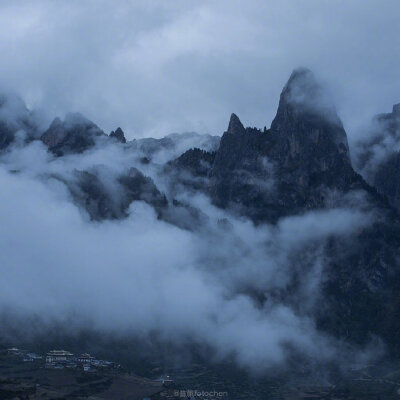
[279,67,318,108]
[270,68,349,157]
[110,127,127,143]
[286,67,314,86]
[272,68,341,130]
[227,113,245,135]
[41,113,105,156]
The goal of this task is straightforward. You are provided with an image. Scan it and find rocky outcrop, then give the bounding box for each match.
[168,148,215,179]
[374,103,400,138]
[58,167,168,221]
[118,167,168,215]
[41,113,105,156]
[127,132,220,163]
[109,127,127,143]
[0,93,38,150]
[269,68,350,170]
[0,121,15,150]
[208,69,363,222]
[67,170,124,221]
[372,151,400,211]
[164,148,216,194]
[167,69,374,223]
[356,103,400,211]
[163,69,400,349]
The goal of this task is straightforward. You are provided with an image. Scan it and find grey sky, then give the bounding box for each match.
[0,0,398,140]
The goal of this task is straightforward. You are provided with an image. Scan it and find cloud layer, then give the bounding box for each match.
[0,137,374,371]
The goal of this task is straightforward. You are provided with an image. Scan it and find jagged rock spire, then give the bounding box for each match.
[41,113,105,156]
[271,67,349,155]
[109,127,126,143]
[272,68,341,127]
[0,92,38,150]
[393,103,400,116]
[227,113,245,135]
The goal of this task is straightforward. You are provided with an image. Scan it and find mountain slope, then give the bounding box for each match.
[166,69,400,349]
[41,113,106,156]
[356,103,400,211]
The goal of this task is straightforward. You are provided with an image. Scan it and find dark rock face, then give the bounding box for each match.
[163,69,400,349]
[0,121,15,150]
[318,219,400,347]
[356,104,400,211]
[209,118,277,221]
[374,103,400,140]
[55,164,207,231]
[66,170,124,221]
[269,68,350,168]
[209,69,361,222]
[356,103,400,173]
[373,151,400,210]
[226,112,245,135]
[165,148,216,194]
[128,132,220,163]
[118,167,168,216]
[169,148,215,177]
[41,113,105,156]
[109,127,127,143]
[59,167,168,221]
[0,93,38,150]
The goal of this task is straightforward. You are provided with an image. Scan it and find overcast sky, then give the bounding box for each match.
[0,0,399,140]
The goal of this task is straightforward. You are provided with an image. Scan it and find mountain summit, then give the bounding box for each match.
[227,113,246,135]
[271,67,349,156]
[109,127,127,143]
[166,68,400,351]
[206,68,358,222]
[41,113,105,156]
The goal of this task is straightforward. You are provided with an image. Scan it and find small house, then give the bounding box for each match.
[26,353,42,360]
[7,347,21,355]
[46,350,74,365]
[77,353,94,365]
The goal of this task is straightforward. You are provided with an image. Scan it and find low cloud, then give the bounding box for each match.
[0,136,376,371]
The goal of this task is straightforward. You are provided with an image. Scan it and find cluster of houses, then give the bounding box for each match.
[7,347,43,362]
[7,347,120,372]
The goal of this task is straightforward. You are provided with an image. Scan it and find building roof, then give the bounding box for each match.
[78,353,93,358]
[47,350,73,356]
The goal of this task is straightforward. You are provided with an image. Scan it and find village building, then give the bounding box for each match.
[26,353,42,360]
[82,365,93,372]
[162,375,174,387]
[77,353,95,365]
[7,347,22,355]
[65,361,78,369]
[45,350,74,365]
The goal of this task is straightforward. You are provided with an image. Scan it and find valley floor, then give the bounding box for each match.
[2,352,400,399]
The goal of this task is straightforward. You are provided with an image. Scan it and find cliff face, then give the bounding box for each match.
[207,68,364,222]
[268,68,351,182]
[41,113,106,156]
[165,69,400,348]
[356,104,400,211]
[109,127,127,143]
[373,152,400,210]
[0,93,38,150]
